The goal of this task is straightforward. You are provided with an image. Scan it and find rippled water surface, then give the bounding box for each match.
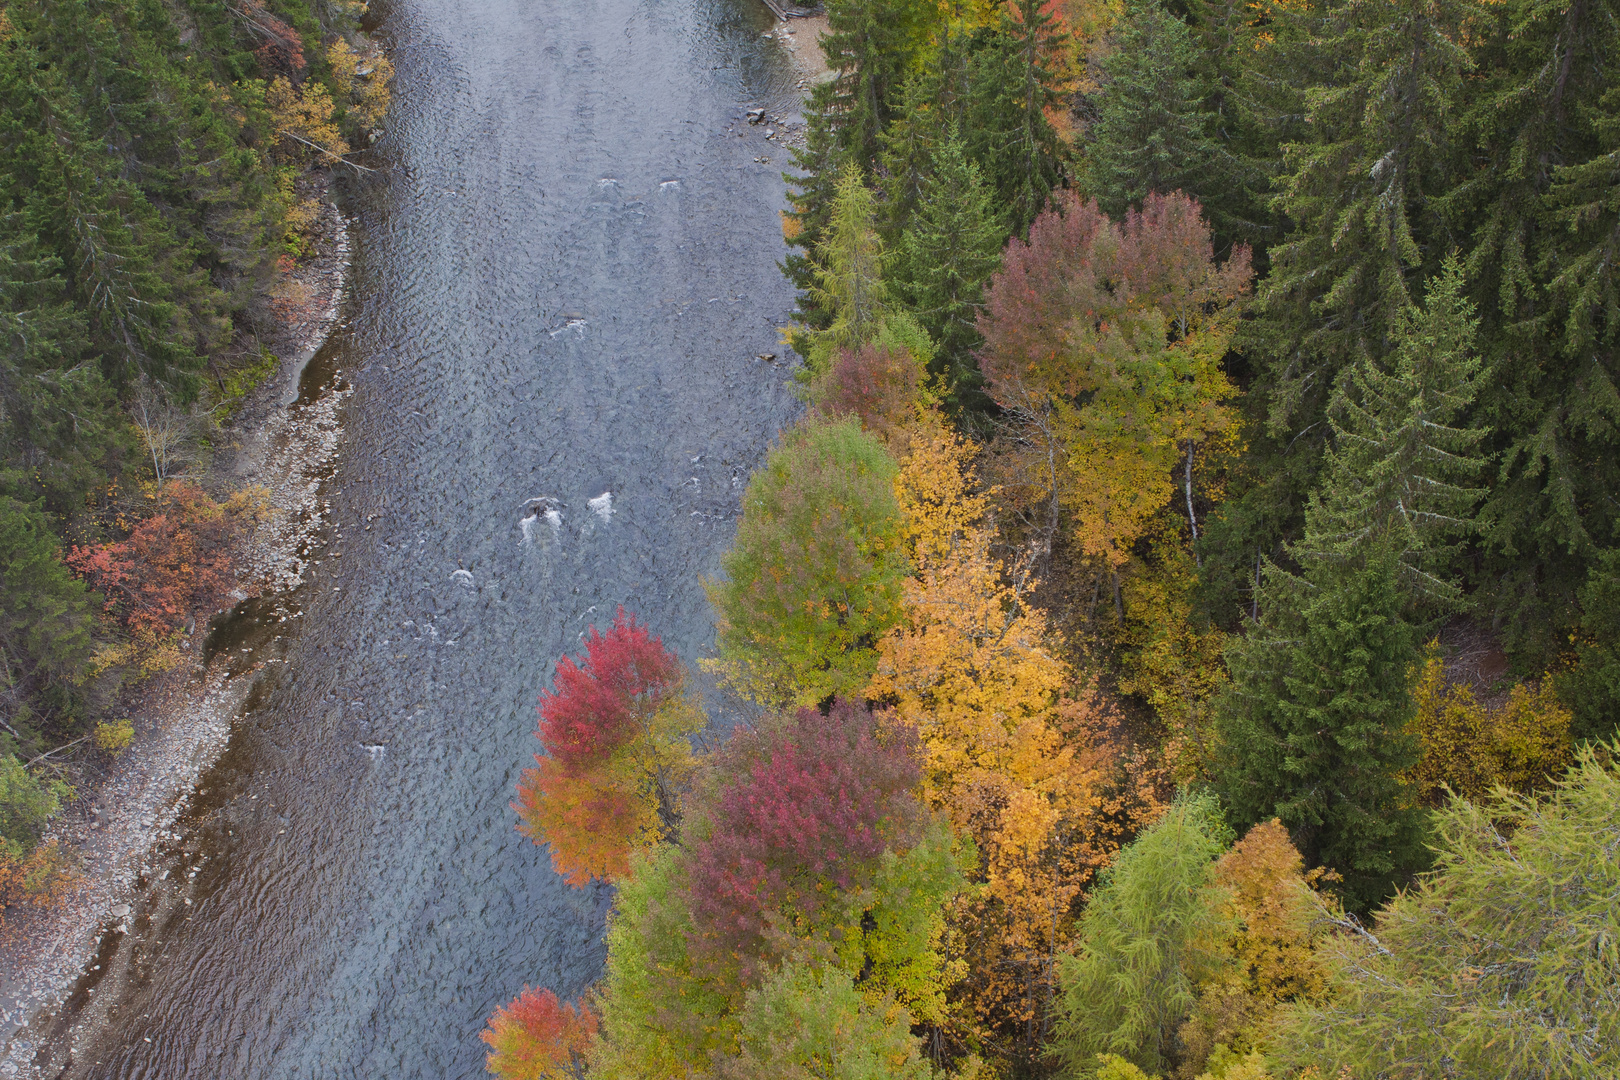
[42,0,800,1073]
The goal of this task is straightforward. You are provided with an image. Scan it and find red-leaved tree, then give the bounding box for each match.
[66,481,243,636]
[514,608,699,887]
[976,191,1252,569]
[687,698,925,980]
[481,986,598,1080]
[814,342,924,445]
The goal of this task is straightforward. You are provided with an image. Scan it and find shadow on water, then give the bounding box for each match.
[30,0,804,1076]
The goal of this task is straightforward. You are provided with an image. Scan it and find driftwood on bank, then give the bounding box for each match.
[758,0,822,19]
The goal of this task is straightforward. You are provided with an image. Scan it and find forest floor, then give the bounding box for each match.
[0,183,354,1071]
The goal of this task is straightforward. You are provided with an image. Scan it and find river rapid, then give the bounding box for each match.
[33,0,801,1074]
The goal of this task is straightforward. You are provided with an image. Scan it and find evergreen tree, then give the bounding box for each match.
[1299,257,1487,608]
[959,0,1067,231]
[0,213,124,514]
[816,0,943,171]
[893,131,1004,407]
[1453,0,1620,655]
[1213,540,1426,912]
[0,497,97,746]
[1211,265,1485,909]
[1083,0,1218,221]
[1198,0,1473,638]
[1559,550,1620,743]
[1251,0,1471,441]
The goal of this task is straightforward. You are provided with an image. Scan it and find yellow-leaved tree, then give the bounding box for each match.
[1406,650,1572,806]
[868,418,1163,1054]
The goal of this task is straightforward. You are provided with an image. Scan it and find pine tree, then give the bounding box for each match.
[893,131,1004,407]
[1083,0,1218,221]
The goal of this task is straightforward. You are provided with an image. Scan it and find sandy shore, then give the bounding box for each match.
[0,190,355,1074]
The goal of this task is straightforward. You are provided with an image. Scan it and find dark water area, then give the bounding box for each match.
[39,0,801,1074]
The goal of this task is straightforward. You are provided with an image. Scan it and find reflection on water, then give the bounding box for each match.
[36,0,800,1074]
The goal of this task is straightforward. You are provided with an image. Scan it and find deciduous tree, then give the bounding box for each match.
[514,609,699,887]
[481,987,598,1080]
[708,417,907,707]
[1055,794,1233,1078]
[1274,744,1620,1079]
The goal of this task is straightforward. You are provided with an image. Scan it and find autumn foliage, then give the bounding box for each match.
[515,609,698,887]
[687,699,927,981]
[66,481,249,636]
[1406,652,1572,806]
[869,418,1166,1045]
[481,987,599,1080]
[978,190,1251,568]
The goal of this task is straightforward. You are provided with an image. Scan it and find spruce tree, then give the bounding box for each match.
[893,132,1004,407]
[1211,263,1487,910]
[959,0,1067,231]
[1213,541,1426,912]
[1083,0,1217,221]
[1453,0,1620,654]
[1300,257,1487,608]
[0,213,123,514]
[1249,0,1472,444]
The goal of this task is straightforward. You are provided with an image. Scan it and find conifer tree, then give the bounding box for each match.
[0,213,123,513]
[1249,0,1472,455]
[1084,0,1217,221]
[1299,257,1486,608]
[960,0,1068,231]
[1054,794,1234,1077]
[1211,265,1485,909]
[792,167,893,380]
[1455,0,1620,653]
[1210,271,1488,907]
[1213,540,1426,912]
[893,131,1004,406]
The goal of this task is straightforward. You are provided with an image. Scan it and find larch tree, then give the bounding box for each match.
[1274,744,1620,1079]
[1054,794,1233,1078]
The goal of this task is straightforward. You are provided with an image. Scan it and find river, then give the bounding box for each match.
[33,0,801,1073]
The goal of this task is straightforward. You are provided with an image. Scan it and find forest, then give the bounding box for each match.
[490,0,1620,1077]
[0,0,387,917]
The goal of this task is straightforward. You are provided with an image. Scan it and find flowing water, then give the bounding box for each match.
[35,0,801,1073]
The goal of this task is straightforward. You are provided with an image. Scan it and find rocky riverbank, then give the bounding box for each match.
[0,188,355,1074]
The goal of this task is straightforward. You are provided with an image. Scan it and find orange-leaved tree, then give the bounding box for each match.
[867,418,1164,1053]
[514,608,701,887]
[66,481,263,641]
[481,986,599,1080]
